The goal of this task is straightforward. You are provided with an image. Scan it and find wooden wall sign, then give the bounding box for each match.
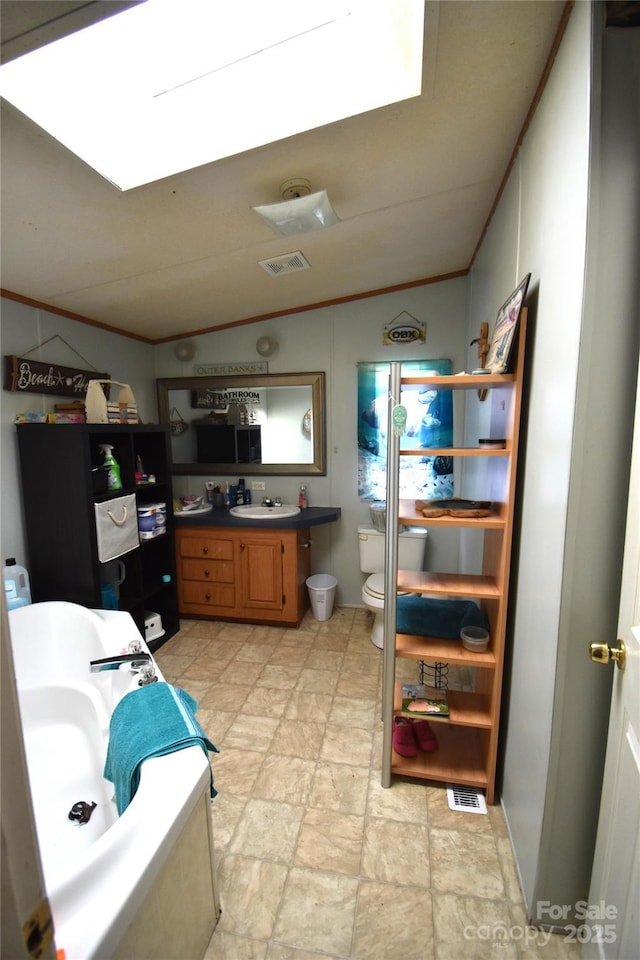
[3,355,110,398]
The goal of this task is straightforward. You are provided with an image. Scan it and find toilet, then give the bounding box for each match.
[358,524,428,648]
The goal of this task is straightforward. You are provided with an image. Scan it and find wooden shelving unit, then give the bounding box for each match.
[381,313,527,804]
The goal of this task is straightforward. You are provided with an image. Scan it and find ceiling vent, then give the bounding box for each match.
[258,251,310,277]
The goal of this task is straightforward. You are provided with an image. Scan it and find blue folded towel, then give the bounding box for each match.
[104,682,219,814]
[396,596,489,639]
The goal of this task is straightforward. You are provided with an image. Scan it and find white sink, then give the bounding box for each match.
[229,504,301,520]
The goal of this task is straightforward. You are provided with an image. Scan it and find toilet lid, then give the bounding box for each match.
[365,573,411,599]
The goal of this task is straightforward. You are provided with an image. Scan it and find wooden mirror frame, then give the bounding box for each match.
[156,371,326,476]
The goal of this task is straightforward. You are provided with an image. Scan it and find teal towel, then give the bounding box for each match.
[397,596,489,639]
[104,682,219,814]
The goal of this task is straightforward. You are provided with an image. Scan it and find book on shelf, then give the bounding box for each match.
[401,684,449,719]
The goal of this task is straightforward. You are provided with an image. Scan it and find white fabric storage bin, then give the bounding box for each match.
[94,494,139,562]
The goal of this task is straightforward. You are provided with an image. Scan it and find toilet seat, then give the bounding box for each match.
[364,573,411,600]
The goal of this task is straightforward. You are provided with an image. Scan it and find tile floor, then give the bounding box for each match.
[155,606,580,960]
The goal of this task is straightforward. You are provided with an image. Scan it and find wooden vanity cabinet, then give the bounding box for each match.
[175,525,311,626]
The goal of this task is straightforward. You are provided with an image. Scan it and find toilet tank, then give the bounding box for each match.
[357,525,427,574]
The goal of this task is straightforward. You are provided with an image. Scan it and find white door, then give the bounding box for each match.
[584,373,640,960]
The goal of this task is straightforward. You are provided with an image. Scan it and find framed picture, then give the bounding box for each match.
[485,274,531,373]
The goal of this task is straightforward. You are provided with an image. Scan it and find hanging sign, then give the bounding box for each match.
[192,387,264,409]
[391,404,408,437]
[192,361,268,376]
[383,312,426,346]
[3,355,110,398]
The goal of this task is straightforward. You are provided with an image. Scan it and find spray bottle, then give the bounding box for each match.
[99,444,122,491]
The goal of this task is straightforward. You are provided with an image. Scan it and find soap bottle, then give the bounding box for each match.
[237,478,245,505]
[298,484,308,509]
[99,444,122,491]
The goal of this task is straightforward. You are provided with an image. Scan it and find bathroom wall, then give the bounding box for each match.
[0,298,156,572]
[154,278,470,603]
[464,0,591,909]
[464,0,640,918]
[1,278,469,604]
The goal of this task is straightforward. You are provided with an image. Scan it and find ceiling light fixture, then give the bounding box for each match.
[173,340,196,361]
[252,178,340,236]
[256,335,279,357]
[0,1,424,191]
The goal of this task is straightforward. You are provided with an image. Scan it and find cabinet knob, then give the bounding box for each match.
[204,569,210,578]
[205,592,211,602]
[202,546,208,555]
[240,542,246,550]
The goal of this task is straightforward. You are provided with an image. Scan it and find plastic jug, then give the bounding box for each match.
[4,558,32,610]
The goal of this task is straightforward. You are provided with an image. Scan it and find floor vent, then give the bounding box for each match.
[258,251,310,276]
[446,784,488,815]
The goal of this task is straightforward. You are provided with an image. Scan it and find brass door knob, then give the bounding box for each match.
[590,640,626,671]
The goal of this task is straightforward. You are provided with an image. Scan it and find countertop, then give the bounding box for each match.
[173,505,341,530]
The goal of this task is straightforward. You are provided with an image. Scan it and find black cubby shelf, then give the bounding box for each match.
[16,423,178,648]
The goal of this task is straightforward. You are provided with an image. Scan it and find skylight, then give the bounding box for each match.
[0,0,424,191]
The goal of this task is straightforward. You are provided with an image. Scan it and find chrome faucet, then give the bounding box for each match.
[89,652,151,673]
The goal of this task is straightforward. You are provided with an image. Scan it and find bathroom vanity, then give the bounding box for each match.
[174,507,340,626]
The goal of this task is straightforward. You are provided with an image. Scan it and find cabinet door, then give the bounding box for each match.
[238,537,283,612]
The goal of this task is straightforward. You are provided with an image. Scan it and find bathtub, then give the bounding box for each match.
[8,601,219,960]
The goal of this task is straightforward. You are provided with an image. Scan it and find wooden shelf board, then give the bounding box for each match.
[395,633,497,666]
[398,499,506,529]
[397,570,501,598]
[394,686,492,728]
[400,447,510,457]
[400,373,514,389]
[391,724,488,787]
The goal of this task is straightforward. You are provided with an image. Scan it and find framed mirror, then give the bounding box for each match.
[157,371,326,476]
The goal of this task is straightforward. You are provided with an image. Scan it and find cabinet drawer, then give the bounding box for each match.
[181,558,234,583]
[182,581,235,608]
[179,536,233,560]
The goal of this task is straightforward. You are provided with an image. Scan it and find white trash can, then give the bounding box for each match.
[306,574,337,621]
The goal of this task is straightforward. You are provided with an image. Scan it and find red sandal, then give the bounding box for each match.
[392,717,417,757]
[411,719,438,752]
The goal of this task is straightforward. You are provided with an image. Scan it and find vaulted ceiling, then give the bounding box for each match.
[0,1,567,342]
